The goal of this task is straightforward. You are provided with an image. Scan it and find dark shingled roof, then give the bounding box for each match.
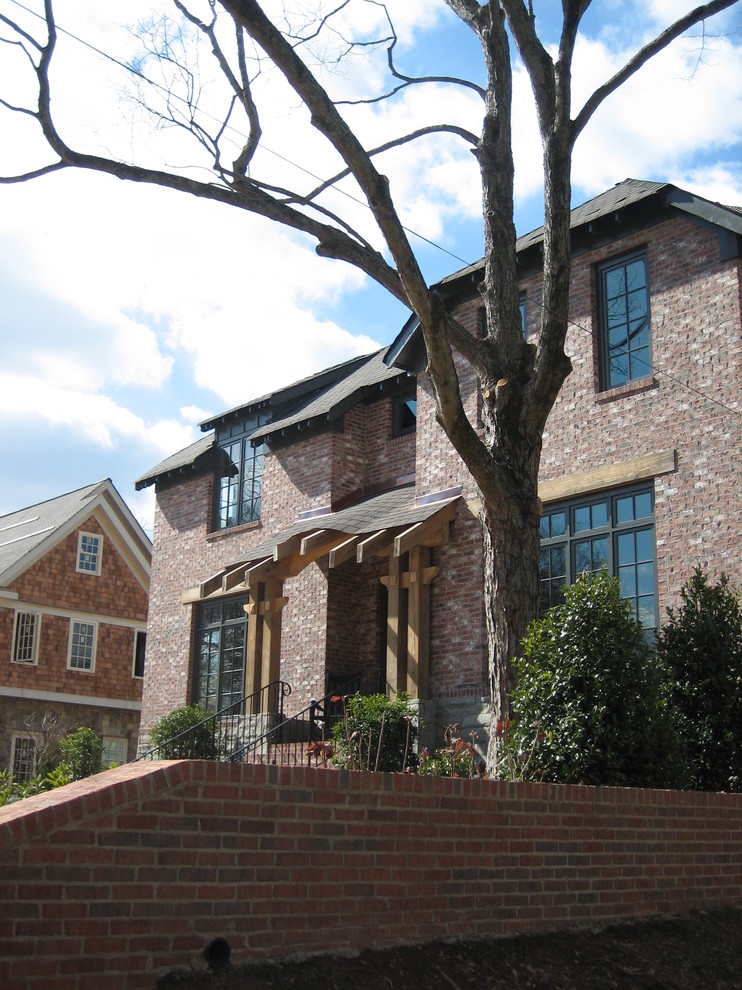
[135,434,215,491]
[136,348,411,490]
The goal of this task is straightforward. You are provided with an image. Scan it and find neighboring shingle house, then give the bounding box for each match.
[136,179,742,754]
[0,481,151,778]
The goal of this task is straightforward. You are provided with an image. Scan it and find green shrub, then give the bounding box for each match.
[503,570,678,787]
[0,764,73,807]
[331,693,417,772]
[149,705,214,759]
[659,569,742,791]
[59,726,103,781]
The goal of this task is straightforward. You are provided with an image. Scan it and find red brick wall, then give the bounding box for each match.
[1,761,741,990]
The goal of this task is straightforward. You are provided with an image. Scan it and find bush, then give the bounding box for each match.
[331,693,417,772]
[503,570,678,787]
[59,726,103,781]
[659,569,742,791]
[149,705,214,759]
[0,764,73,807]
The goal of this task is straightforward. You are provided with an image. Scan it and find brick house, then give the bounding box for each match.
[0,480,151,778]
[136,179,741,754]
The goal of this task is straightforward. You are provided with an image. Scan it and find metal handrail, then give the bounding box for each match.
[137,680,291,761]
[230,675,362,766]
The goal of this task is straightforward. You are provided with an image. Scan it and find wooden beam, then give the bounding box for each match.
[539,449,676,504]
[301,529,352,565]
[273,534,305,561]
[245,556,278,586]
[357,528,399,563]
[329,535,360,568]
[394,503,457,557]
[222,561,249,593]
[198,570,226,599]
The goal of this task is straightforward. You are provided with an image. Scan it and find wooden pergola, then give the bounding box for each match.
[183,492,459,710]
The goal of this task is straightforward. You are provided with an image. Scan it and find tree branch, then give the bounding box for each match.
[572,0,740,140]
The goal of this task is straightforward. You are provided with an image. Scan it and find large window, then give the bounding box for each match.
[192,597,248,713]
[215,415,268,529]
[598,251,651,389]
[539,485,657,633]
[12,611,39,664]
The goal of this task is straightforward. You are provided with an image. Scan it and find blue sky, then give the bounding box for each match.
[1,0,741,534]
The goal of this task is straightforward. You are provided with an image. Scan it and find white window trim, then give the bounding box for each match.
[67,619,98,673]
[76,531,103,576]
[11,733,37,783]
[11,610,40,665]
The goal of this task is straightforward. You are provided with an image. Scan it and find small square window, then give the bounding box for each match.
[392,390,416,437]
[12,612,39,664]
[69,620,97,671]
[77,532,103,575]
[11,736,36,783]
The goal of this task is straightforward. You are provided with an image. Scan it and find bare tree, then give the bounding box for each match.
[1,0,737,768]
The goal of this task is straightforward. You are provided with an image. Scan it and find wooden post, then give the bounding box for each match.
[244,582,263,714]
[406,546,430,700]
[385,553,407,696]
[261,577,284,714]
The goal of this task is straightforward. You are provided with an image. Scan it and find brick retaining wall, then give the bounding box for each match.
[1,760,741,989]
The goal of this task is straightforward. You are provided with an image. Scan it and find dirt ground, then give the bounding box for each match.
[159,906,742,989]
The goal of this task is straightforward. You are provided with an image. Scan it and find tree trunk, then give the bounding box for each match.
[481,472,541,772]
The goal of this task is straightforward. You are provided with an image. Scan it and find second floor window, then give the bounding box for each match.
[215,415,267,529]
[68,620,97,671]
[12,611,39,664]
[598,251,651,389]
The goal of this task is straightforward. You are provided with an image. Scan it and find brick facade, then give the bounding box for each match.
[139,187,741,754]
[1,760,741,989]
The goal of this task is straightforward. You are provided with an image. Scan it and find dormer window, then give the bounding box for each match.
[214,413,268,530]
[392,390,416,437]
[77,532,102,575]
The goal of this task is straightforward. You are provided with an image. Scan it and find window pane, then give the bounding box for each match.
[619,564,636,598]
[617,532,636,564]
[574,506,591,533]
[591,502,608,529]
[636,528,654,561]
[615,495,634,524]
[634,492,652,520]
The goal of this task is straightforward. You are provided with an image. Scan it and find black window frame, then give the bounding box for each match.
[391,388,417,438]
[539,484,658,633]
[192,596,249,713]
[133,630,146,679]
[213,414,267,530]
[597,249,652,390]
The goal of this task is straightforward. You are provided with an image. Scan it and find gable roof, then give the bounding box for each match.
[137,347,411,490]
[0,480,152,592]
[386,178,742,369]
